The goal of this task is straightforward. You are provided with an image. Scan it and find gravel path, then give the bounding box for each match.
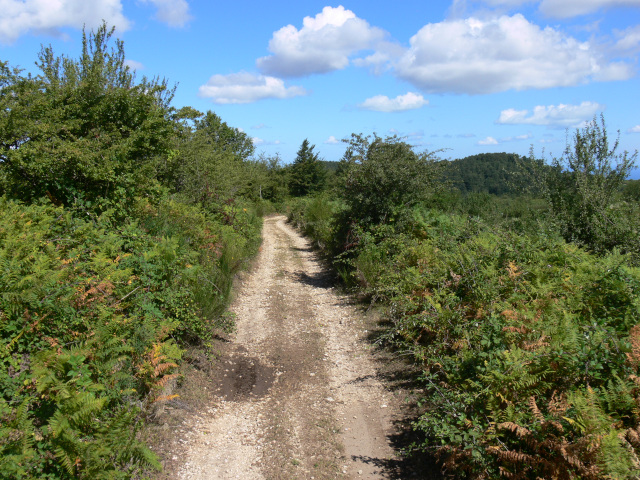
[175,215,400,479]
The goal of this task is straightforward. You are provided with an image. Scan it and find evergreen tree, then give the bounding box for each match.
[288,139,326,197]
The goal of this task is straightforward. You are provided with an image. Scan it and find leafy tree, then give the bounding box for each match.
[0,23,174,208]
[194,111,254,160]
[623,179,640,202]
[540,115,638,255]
[288,139,326,197]
[249,153,289,203]
[166,110,257,205]
[338,134,442,225]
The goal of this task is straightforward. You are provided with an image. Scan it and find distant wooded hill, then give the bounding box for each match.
[319,160,340,172]
[440,152,530,195]
[320,153,535,196]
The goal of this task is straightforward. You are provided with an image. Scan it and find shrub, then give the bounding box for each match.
[337,134,442,227]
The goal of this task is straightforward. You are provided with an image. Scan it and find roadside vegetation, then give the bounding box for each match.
[288,123,640,478]
[0,25,269,478]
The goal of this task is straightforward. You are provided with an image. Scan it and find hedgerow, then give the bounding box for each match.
[0,24,262,478]
[0,195,260,478]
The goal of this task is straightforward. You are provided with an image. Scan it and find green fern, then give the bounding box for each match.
[0,398,37,479]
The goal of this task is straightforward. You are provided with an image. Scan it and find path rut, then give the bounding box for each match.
[176,215,399,479]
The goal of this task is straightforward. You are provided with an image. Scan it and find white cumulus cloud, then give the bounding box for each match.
[394,14,632,95]
[0,0,130,43]
[497,101,604,126]
[358,92,428,112]
[628,125,640,133]
[257,5,386,77]
[478,136,499,145]
[198,72,308,104]
[140,0,192,27]
[0,0,194,43]
[612,25,640,54]
[324,136,340,144]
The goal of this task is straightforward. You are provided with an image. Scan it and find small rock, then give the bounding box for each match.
[326,397,334,402]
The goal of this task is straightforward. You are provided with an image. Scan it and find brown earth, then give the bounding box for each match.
[150,215,439,479]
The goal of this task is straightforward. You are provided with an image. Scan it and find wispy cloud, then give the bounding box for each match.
[497,101,604,127]
[252,137,282,146]
[537,0,640,18]
[478,136,499,145]
[140,0,192,27]
[199,72,308,104]
[358,92,428,112]
[473,0,640,18]
[124,59,145,71]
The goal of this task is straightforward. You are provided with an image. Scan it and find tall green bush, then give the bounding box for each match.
[539,115,639,258]
[0,23,174,208]
[338,134,442,227]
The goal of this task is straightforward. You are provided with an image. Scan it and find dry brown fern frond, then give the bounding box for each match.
[502,326,530,334]
[495,449,540,465]
[523,335,550,351]
[627,324,640,368]
[627,426,640,448]
[547,391,569,416]
[501,309,519,321]
[507,261,523,280]
[529,396,544,423]
[498,422,533,439]
[498,465,529,479]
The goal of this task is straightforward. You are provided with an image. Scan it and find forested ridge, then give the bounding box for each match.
[2,24,640,479]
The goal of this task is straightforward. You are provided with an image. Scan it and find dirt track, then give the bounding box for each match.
[170,215,405,479]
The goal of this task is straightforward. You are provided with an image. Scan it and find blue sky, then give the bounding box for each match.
[1,0,639,176]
